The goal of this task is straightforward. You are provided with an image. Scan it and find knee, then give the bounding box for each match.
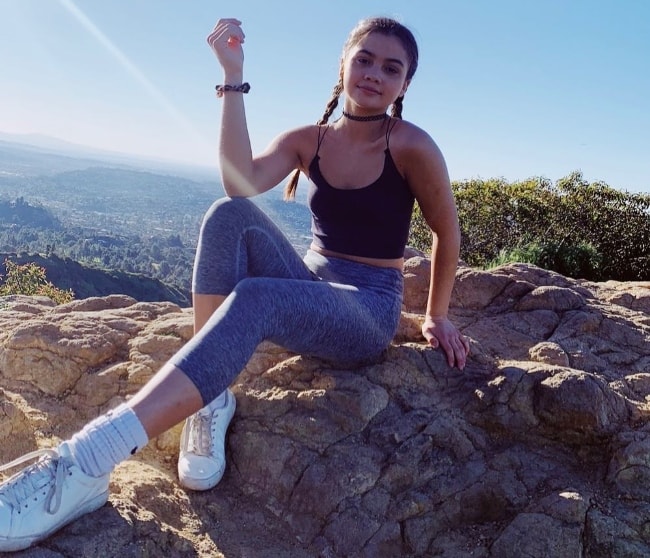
[231,277,268,304]
[199,197,258,237]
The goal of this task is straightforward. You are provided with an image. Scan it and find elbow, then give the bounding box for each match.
[220,173,259,198]
[219,156,257,197]
[430,222,461,245]
[430,225,461,257]
[220,177,239,197]
[221,181,240,197]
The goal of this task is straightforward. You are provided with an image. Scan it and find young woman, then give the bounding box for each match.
[0,16,469,552]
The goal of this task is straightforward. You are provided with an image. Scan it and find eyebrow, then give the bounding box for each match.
[357,48,405,67]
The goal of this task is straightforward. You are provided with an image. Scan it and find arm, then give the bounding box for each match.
[207,19,303,196]
[402,127,470,369]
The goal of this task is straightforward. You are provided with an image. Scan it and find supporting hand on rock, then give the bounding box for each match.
[422,315,470,370]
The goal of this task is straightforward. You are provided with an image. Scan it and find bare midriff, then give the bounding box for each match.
[310,243,404,271]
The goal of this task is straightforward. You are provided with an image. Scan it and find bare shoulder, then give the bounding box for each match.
[389,119,443,160]
[388,119,448,184]
[389,119,456,228]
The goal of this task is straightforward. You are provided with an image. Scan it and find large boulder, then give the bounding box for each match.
[1,261,649,557]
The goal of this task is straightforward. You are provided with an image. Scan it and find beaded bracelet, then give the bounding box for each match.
[215,82,251,97]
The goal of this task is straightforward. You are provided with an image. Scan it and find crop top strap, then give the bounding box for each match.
[315,125,330,157]
[385,118,399,150]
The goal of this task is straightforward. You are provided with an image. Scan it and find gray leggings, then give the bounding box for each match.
[170,197,404,404]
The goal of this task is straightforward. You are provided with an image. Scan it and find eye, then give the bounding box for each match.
[356,56,370,65]
[384,65,401,75]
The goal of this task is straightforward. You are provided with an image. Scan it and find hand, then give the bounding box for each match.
[207,18,245,77]
[422,315,470,370]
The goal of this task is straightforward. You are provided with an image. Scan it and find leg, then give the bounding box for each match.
[192,196,314,298]
[173,254,404,404]
[0,206,403,550]
[0,198,319,550]
[0,364,206,553]
[177,265,400,487]
[192,196,313,333]
[128,364,204,439]
[193,294,225,333]
[180,197,315,488]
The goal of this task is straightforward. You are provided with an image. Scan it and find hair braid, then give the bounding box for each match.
[391,96,404,119]
[284,80,343,200]
[317,81,343,125]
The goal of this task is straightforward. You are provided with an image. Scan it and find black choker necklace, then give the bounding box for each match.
[342,111,388,122]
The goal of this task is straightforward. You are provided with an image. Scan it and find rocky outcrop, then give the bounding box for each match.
[1,259,649,557]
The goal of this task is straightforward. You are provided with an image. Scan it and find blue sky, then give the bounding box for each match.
[1,0,649,193]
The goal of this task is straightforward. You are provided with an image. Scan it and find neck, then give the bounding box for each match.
[342,110,388,122]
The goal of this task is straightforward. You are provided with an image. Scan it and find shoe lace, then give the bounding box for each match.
[186,409,215,456]
[0,448,68,515]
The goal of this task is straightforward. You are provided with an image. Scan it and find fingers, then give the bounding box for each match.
[207,18,245,48]
[439,338,466,370]
[212,17,242,31]
[422,320,469,370]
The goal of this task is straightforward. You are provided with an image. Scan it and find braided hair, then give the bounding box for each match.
[283,17,418,200]
[284,80,343,200]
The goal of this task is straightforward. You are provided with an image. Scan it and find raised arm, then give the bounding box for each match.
[207,19,303,196]
[402,126,470,370]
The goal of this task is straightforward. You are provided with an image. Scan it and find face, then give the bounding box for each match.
[342,32,411,113]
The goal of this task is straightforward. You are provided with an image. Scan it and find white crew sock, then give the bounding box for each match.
[67,404,149,478]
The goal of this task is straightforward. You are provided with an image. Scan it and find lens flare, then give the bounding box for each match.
[58,0,213,162]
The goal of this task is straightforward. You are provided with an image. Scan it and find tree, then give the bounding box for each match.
[0,259,74,304]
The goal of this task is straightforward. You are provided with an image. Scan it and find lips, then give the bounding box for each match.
[357,84,381,95]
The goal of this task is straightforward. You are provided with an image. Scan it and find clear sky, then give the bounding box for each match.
[1,0,649,193]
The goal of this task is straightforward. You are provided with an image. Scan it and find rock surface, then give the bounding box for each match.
[1,259,649,557]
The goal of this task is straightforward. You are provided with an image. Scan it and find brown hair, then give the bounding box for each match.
[284,17,419,200]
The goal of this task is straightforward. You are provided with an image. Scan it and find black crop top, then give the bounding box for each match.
[307,121,415,259]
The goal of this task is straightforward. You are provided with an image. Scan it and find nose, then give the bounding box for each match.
[363,69,380,82]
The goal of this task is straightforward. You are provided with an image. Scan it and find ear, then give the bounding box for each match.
[400,79,411,97]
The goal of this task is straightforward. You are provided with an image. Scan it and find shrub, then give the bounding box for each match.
[408,203,432,254]
[489,241,603,279]
[0,259,74,304]
[408,171,650,281]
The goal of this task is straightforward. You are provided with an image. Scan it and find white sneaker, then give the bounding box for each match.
[0,442,109,552]
[178,389,236,491]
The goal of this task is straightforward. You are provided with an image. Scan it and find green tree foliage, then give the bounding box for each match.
[489,241,603,280]
[0,252,189,306]
[408,171,650,281]
[0,259,74,304]
[0,219,194,296]
[553,172,650,280]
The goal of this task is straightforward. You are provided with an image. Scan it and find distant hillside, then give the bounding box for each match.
[0,134,219,180]
[0,138,313,303]
[0,196,61,229]
[0,253,189,306]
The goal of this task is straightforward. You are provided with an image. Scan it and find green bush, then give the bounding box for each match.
[408,171,650,281]
[0,259,74,304]
[489,241,603,279]
[409,203,432,254]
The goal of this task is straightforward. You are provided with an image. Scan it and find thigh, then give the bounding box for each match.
[231,276,402,363]
[173,273,402,404]
[193,197,313,294]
